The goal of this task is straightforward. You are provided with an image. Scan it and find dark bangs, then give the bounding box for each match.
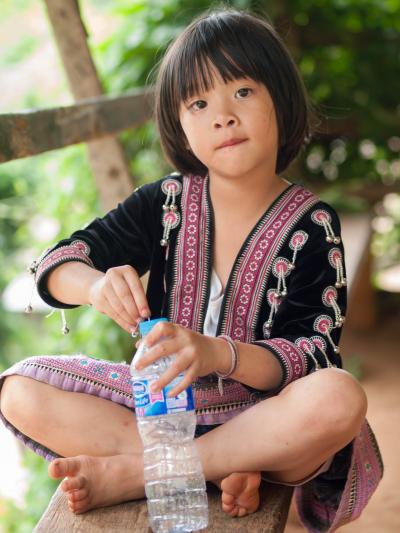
[155,9,313,176]
[177,23,265,103]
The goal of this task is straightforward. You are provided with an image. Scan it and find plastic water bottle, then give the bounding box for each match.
[131,318,208,533]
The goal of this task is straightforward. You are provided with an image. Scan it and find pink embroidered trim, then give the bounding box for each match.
[35,240,94,284]
[168,175,210,330]
[223,187,318,342]
[258,338,308,387]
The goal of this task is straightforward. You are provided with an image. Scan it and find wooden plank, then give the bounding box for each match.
[0,90,153,163]
[43,0,137,211]
[34,482,293,533]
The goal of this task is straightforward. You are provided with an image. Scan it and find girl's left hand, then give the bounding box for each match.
[134,321,225,397]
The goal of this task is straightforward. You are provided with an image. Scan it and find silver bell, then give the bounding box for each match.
[160,238,168,246]
[62,326,70,335]
[326,236,333,243]
[25,305,33,314]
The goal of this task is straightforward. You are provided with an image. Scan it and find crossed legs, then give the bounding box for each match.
[0,368,367,516]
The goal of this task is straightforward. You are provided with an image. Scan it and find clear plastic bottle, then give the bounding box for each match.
[131,318,208,533]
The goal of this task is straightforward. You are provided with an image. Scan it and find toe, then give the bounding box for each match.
[237,506,248,517]
[221,492,235,505]
[49,457,81,479]
[68,500,87,515]
[220,473,244,496]
[68,487,89,503]
[61,475,86,493]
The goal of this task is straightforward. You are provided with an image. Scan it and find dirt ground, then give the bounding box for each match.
[285,306,400,532]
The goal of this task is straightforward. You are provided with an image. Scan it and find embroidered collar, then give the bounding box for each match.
[168,175,318,341]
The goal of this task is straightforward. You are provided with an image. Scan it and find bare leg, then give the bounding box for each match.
[0,368,367,515]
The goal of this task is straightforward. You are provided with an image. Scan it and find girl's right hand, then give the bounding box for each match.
[88,265,150,334]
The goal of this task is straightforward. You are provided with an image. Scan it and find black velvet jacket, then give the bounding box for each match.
[35,174,347,410]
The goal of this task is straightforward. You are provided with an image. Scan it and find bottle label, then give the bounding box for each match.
[133,375,195,417]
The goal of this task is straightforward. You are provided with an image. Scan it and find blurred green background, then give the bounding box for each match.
[0,0,399,530]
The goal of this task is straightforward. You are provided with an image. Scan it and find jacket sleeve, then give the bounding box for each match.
[252,202,347,391]
[34,181,160,309]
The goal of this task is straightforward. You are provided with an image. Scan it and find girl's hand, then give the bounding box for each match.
[135,321,230,397]
[88,265,150,334]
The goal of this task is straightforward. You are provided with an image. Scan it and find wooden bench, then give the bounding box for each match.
[34,481,293,533]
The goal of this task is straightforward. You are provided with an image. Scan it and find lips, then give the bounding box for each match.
[217,138,247,149]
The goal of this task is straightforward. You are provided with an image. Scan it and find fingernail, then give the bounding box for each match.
[150,384,158,392]
[141,308,150,318]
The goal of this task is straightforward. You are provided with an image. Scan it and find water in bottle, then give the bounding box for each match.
[131,318,208,533]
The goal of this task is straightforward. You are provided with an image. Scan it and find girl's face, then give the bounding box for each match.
[179,70,279,181]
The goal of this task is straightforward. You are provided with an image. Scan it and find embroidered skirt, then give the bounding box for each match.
[0,355,383,532]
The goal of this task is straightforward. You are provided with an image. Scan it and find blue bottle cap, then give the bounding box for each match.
[139,317,168,337]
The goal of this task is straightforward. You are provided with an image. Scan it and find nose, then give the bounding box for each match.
[212,109,238,129]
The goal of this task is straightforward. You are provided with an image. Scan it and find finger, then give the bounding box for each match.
[151,358,194,395]
[103,285,140,326]
[102,298,138,333]
[165,370,196,398]
[123,268,150,319]
[145,321,179,348]
[110,274,141,323]
[135,338,181,369]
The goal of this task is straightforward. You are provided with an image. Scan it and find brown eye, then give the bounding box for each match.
[191,100,207,110]
[236,88,252,98]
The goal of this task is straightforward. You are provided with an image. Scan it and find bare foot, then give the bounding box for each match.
[219,472,261,517]
[48,454,145,514]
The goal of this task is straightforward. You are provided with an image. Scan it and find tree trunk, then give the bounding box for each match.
[43,0,135,211]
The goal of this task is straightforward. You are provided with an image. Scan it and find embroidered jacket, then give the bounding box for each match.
[35,174,347,424]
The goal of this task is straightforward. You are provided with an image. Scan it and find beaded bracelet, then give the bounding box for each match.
[216,335,239,396]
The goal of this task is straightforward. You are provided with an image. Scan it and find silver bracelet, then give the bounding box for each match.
[216,335,239,396]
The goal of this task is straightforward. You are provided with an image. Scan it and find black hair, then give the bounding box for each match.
[155,8,313,176]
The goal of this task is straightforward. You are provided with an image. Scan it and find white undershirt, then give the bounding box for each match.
[203,269,224,337]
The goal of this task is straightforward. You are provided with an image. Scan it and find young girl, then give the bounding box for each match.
[0,8,382,532]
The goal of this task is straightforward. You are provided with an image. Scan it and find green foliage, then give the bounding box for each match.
[0,35,39,67]
[287,0,400,188]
